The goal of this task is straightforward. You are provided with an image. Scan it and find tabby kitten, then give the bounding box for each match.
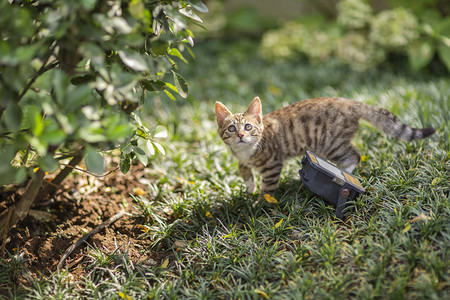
[215,97,435,196]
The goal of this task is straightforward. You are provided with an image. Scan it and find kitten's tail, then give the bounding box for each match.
[357,103,435,141]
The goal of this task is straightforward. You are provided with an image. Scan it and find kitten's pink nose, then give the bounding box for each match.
[237,133,244,139]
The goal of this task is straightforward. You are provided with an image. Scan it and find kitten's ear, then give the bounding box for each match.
[215,101,232,127]
[245,96,262,123]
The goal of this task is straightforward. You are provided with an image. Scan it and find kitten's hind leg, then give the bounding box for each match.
[329,146,360,174]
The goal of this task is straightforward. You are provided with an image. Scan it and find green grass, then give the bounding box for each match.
[2,39,449,299]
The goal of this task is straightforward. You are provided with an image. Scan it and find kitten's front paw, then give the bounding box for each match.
[246,178,257,194]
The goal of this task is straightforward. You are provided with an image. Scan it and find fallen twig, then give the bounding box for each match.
[65,255,85,270]
[57,210,127,270]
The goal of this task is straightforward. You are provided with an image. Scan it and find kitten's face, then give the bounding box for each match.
[215,97,264,151]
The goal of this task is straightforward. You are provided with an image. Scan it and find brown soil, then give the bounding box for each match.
[0,159,168,289]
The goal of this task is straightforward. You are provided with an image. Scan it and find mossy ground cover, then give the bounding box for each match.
[2,39,449,299]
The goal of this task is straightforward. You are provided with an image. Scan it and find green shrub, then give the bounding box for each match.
[260,0,450,72]
[336,33,386,71]
[0,0,206,238]
[337,0,373,29]
[369,8,419,49]
[261,17,341,63]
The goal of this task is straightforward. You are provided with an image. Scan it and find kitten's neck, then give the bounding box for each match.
[231,143,260,162]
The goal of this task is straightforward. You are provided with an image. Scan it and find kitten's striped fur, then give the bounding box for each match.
[215,97,435,196]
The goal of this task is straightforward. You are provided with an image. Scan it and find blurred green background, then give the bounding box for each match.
[194,0,450,72]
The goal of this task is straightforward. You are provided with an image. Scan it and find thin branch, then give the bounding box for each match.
[18,60,59,101]
[0,129,30,139]
[17,40,59,102]
[64,165,120,178]
[57,210,128,269]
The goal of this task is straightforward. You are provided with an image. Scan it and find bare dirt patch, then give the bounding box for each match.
[0,160,163,288]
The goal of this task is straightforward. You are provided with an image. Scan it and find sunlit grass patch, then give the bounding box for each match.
[10,39,449,299]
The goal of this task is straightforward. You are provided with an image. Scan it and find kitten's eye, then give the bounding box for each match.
[228,125,236,132]
[244,124,253,131]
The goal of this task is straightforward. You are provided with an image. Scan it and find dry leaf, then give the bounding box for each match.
[173,240,188,248]
[118,292,132,300]
[431,178,440,185]
[137,224,149,233]
[254,289,269,299]
[273,218,284,229]
[402,223,412,233]
[134,187,146,195]
[408,213,431,223]
[221,233,234,239]
[360,155,369,162]
[28,209,53,222]
[264,194,278,204]
[161,258,169,268]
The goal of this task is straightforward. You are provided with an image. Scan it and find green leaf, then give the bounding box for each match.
[179,7,203,23]
[118,50,149,72]
[0,146,17,185]
[104,115,134,141]
[66,85,93,109]
[55,112,74,135]
[168,48,188,64]
[128,0,146,20]
[408,40,435,71]
[142,80,166,91]
[80,0,97,10]
[85,147,105,175]
[150,41,170,56]
[153,141,165,155]
[29,136,47,155]
[119,155,131,174]
[109,17,133,34]
[121,143,133,155]
[3,101,23,131]
[71,74,95,86]
[171,71,189,98]
[154,125,168,139]
[437,42,450,72]
[433,16,450,36]
[79,43,105,66]
[146,140,155,156]
[163,89,176,101]
[133,113,144,127]
[0,167,15,186]
[79,121,106,143]
[133,146,148,166]
[14,167,27,184]
[190,0,209,13]
[38,155,59,172]
[107,123,134,141]
[52,69,69,104]
[41,121,66,145]
[24,106,44,137]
